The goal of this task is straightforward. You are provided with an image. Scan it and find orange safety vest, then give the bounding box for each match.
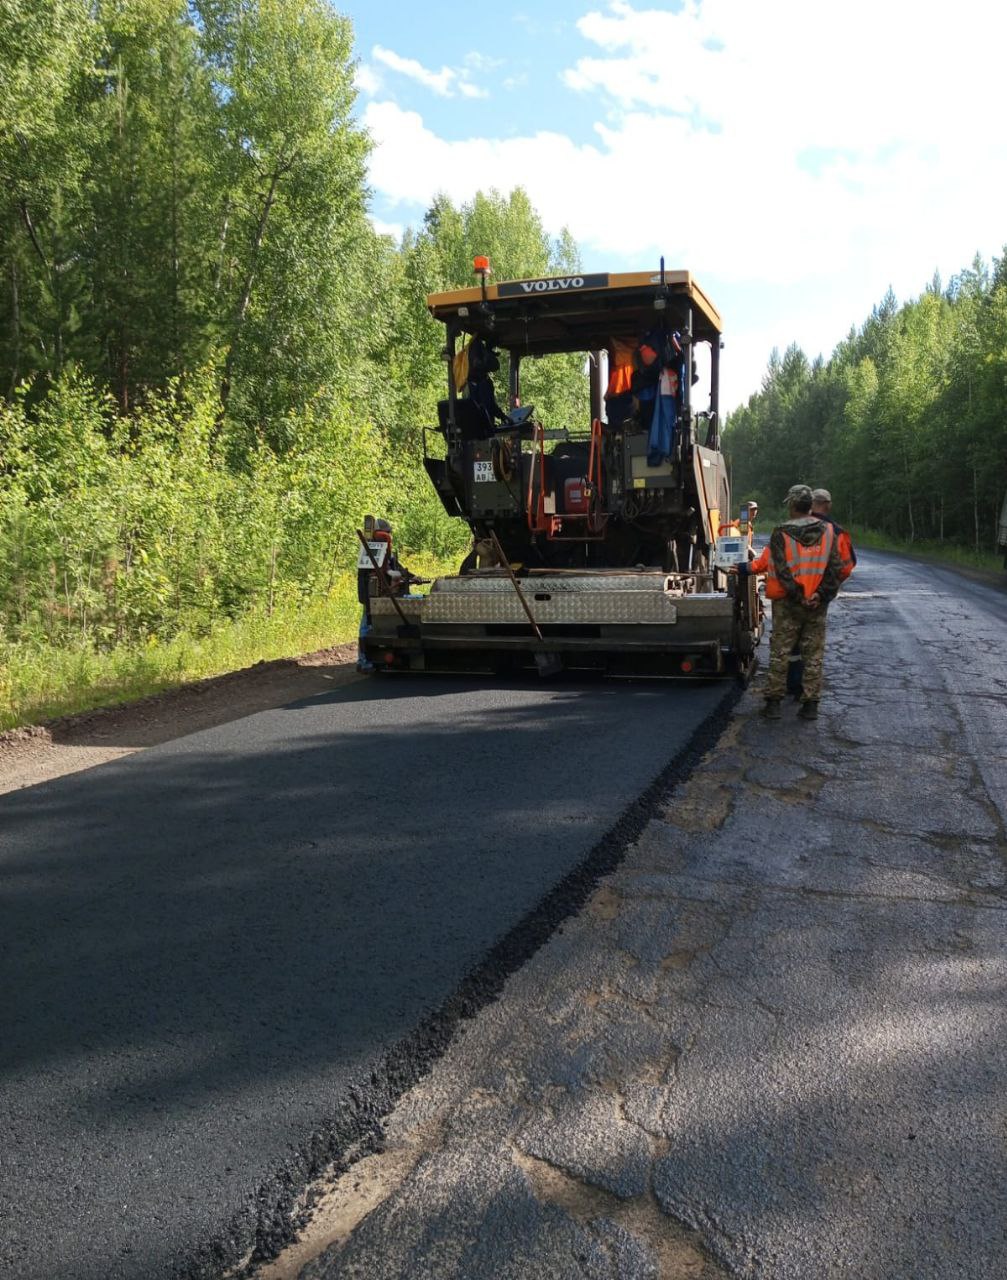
[836,527,855,581]
[765,524,836,601]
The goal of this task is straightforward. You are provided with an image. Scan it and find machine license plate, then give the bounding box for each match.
[473,461,495,483]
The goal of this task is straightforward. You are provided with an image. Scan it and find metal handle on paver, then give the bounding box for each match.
[489,530,545,644]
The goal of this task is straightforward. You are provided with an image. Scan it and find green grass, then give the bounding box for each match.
[0,553,459,732]
[847,525,1004,573]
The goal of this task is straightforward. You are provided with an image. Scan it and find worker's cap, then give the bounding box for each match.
[375,518,392,533]
[811,488,832,504]
[783,484,814,507]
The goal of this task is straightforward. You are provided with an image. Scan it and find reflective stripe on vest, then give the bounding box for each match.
[765,524,835,600]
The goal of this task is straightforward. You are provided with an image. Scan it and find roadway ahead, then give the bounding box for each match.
[0,673,732,1278]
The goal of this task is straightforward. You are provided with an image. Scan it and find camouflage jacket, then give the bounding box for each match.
[769,516,843,606]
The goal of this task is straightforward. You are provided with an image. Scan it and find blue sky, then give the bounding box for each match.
[342,0,1007,410]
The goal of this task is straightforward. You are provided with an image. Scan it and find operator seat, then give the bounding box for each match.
[438,397,491,440]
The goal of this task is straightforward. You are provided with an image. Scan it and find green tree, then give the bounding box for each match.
[85,0,222,411]
[726,253,1007,550]
[0,0,98,392]
[1,5,597,710]
[196,0,374,435]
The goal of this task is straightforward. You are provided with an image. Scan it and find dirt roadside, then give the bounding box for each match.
[0,642,359,796]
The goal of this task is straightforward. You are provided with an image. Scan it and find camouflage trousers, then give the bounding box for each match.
[764,598,829,701]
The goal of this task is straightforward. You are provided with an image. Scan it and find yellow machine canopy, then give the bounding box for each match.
[427,269,722,356]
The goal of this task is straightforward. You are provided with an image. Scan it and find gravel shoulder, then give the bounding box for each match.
[0,643,358,795]
[268,550,1007,1280]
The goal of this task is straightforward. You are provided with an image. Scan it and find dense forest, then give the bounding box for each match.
[0,0,582,719]
[725,256,1007,550]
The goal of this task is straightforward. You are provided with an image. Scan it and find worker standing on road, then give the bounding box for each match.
[357,518,414,673]
[736,484,843,720]
[783,488,857,699]
[811,488,857,580]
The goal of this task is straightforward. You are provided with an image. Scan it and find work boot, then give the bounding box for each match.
[798,699,819,720]
[762,698,782,720]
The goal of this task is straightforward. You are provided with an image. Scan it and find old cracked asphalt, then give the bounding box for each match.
[0,666,730,1279]
[285,550,1007,1280]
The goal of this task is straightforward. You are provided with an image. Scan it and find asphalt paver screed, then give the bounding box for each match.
[279,553,1007,1280]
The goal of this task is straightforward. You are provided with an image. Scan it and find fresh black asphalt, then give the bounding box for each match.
[0,674,734,1279]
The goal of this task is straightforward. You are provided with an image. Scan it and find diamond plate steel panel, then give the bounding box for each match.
[432,574,665,595]
[370,599,423,621]
[423,589,678,625]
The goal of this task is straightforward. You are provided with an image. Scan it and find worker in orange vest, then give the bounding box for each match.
[786,487,856,697]
[811,488,856,579]
[779,487,856,698]
[604,337,638,428]
[735,484,843,720]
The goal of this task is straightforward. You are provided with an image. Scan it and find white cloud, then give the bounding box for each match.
[354,63,380,96]
[363,100,602,223]
[566,0,1007,150]
[464,51,504,72]
[362,1,1007,405]
[371,45,488,99]
[370,216,404,242]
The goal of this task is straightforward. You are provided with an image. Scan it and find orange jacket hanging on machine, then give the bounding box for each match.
[764,524,836,600]
[605,338,637,398]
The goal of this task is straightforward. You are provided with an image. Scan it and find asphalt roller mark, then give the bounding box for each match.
[0,674,738,1279]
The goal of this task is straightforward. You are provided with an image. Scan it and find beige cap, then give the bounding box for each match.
[812,488,832,504]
